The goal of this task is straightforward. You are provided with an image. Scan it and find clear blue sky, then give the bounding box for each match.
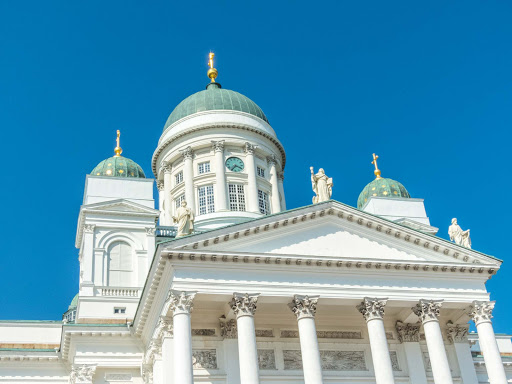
[0,1,510,331]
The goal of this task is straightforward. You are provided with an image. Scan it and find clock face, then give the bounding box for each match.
[225,157,245,172]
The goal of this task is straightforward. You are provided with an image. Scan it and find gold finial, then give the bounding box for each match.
[114,130,123,157]
[371,153,382,179]
[207,52,218,82]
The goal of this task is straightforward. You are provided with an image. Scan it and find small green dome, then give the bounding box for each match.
[357,177,411,209]
[68,294,78,310]
[164,83,269,131]
[91,156,146,178]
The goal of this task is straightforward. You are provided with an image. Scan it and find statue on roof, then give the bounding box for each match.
[173,200,194,237]
[448,218,471,248]
[310,167,333,204]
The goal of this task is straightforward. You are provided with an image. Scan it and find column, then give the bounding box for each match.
[244,143,259,213]
[162,161,173,226]
[220,317,241,384]
[289,295,323,384]
[230,293,260,384]
[446,321,478,384]
[169,290,196,384]
[468,301,507,384]
[267,155,281,214]
[413,299,453,384]
[180,147,195,214]
[395,321,427,384]
[212,141,228,211]
[70,364,97,384]
[358,298,395,384]
[278,172,286,211]
[155,316,174,384]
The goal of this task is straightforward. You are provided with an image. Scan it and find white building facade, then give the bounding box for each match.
[0,66,510,384]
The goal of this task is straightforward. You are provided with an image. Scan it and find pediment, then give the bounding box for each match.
[82,199,159,216]
[168,201,500,267]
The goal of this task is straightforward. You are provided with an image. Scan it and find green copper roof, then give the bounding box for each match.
[164,83,269,131]
[357,178,411,209]
[68,294,78,310]
[91,156,146,178]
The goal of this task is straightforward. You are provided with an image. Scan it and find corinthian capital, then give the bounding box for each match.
[154,316,173,339]
[161,161,172,174]
[266,154,277,166]
[357,297,387,322]
[230,293,259,318]
[142,364,154,384]
[180,146,194,160]
[144,339,161,364]
[446,321,469,343]
[413,299,443,324]
[156,181,164,191]
[288,295,319,320]
[468,300,494,326]
[70,364,97,384]
[211,140,225,152]
[168,290,196,315]
[395,321,421,343]
[244,142,256,154]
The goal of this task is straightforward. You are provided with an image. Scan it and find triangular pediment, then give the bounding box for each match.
[81,199,159,216]
[165,201,500,267]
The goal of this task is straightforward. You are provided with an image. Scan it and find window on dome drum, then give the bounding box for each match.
[175,194,185,209]
[114,307,126,314]
[258,190,270,215]
[229,184,246,211]
[175,171,183,186]
[257,166,265,178]
[64,310,76,323]
[198,161,211,175]
[107,242,132,286]
[198,185,215,215]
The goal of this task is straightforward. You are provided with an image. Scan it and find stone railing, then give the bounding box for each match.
[156,226,201,238]
[97,287,141,297]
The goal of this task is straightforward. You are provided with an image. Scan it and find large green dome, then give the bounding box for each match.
[163,83,269,131]
[357,177,411,209]
[68,294,78,310]
[91,156,146,178]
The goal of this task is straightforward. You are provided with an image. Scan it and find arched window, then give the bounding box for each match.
[107,241,132,286]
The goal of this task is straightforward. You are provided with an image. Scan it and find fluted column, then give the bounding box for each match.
[162,161,173,226]
[244,143,259,213]
[212,141,228,211]
[277,172,286,211]
[169,290,196,384]
[413,300,453,384]
[230,293,260,384]
[395,321,427,384]
[468,301,507,384]
[267,155,281,214]
[358,298,395,384]
[180,147,195,214]
[289,295,323,384]
[446,322,478,384]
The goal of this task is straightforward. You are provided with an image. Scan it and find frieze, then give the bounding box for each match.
[317,331,362,339]
[192,329,216,336]
[105,373,132,381]
[320,351,367,371]
[255,329,274,337]
[192,349,217,369]
[283,350,303,370]
[389,351,401,371]
[280,330,299,338]
[258,349,276,370]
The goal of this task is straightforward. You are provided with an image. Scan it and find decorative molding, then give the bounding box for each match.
[83,224,95,233]
[280,330,299,338]
[321,350,367,371]
[192,329,216,336]
[244,142,256,154]
[192,349,217,369]
[142,365,153,384]
[211,140,225,152]
[70,365,97,384]
[219,317,237,339]
[389,351,401,371]
[283,350,303,370]
[357,297,387,322]
[289,295,319,320]
[446,321,469,343]
[161,161,172,174]
[255,329,274,337]
[230,292,259,318]
[413,299,443,324]
[156,181,164,191]
[395,321,421,343]
[468,300,494,326]
[168,290,196,315]
[105,373,132,381]
[145,227,156,236]
[154,316,173,339]
[258,349,276,370]
[180,146,194,160]
[144,339,162,364]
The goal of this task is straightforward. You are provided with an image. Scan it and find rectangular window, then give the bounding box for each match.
[229,184,246,211]
[198,161,211,174]
[257,166,265,178]
[114,307,126,314]
[198,185,215,215]
[175,194,185,209]
[175,171,183,186]
[258,190,270,215]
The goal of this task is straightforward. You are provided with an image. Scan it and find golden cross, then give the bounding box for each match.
[371,153,382,179]
[116,130,120,148]
[208,52,215,69]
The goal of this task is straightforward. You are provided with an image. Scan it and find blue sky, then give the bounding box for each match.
[0,1,510,331]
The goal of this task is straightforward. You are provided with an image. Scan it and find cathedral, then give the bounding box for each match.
[0,55,510,384]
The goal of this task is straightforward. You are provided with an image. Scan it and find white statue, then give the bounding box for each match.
[310,167,333,204]
[173,200,194,237]
[448,218,471,249]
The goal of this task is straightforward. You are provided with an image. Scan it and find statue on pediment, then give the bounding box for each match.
[310,167,333,204]
[448,218,471,248]
[173,201,194,237]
